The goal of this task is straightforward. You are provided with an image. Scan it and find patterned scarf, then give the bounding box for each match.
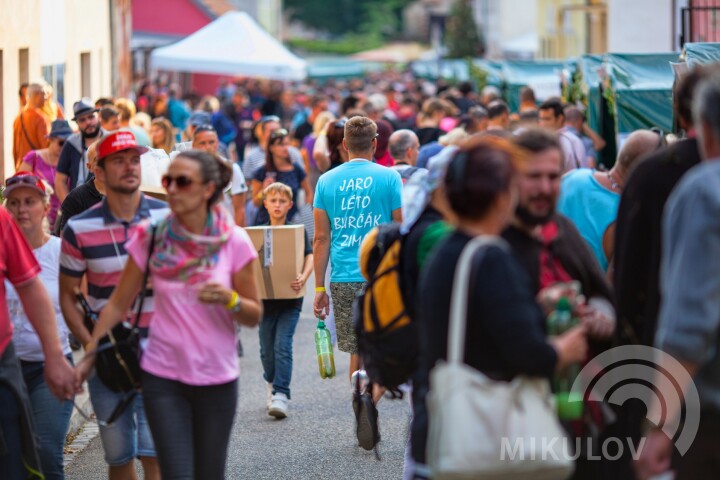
[150,204,233,282]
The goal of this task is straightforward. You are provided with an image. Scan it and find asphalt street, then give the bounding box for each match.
[65,274,410,479]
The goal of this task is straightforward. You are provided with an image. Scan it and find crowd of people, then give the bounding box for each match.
[1,61,720,480]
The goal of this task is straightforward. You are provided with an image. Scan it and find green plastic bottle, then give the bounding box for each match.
[547,297,583,420]
[315,320,336,379]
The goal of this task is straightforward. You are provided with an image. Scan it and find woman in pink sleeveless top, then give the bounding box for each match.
[17,120,73,230]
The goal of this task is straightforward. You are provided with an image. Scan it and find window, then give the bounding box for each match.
[80,52,91,98]
[18,48,29,85]
[42,63,65,110]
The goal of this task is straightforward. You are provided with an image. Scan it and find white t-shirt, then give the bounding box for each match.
[222,162,249,222]
[141,148,171,187]
[5,236,71,361]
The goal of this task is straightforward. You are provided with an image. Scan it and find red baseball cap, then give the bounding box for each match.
[3,172,48,198]
[97,130,149,160]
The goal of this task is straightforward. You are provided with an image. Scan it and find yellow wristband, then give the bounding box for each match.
[315,287,326,293]
[225,291,239,310]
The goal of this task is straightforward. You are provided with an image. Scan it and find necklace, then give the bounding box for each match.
[607,172,621,191]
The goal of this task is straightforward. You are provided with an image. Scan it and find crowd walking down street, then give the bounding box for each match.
[63,280,409,479]
[5,25,720,478]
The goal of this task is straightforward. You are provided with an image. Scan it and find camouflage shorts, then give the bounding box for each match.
[330,282,365,354]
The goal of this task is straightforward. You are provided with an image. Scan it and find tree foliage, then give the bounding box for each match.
[445,0,485,58]
[284,0,413,39]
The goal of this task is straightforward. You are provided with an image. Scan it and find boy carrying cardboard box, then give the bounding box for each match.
[256,182,313,419]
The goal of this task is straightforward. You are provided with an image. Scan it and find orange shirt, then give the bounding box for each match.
[13,108,51,169]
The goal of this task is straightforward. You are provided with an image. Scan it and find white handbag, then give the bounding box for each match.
[426,236,574,480]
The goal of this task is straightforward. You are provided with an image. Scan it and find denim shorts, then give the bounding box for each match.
[88,375,155,466]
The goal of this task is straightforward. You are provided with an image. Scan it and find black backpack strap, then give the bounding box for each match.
[130,224,157,330]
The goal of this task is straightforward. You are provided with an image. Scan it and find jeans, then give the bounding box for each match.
[20,356,74,480]
[87,375,155,466]
[141,370,237,480]
[259,299,302,399]
[0,381,25,480]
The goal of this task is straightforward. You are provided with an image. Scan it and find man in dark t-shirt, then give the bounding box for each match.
[53,135,105,235]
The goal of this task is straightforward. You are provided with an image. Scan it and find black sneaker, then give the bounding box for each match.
[354,384,380,451]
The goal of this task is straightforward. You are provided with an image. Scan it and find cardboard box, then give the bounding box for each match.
[246,224,305,299]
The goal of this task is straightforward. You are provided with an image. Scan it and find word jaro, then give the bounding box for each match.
[338,176,374,192]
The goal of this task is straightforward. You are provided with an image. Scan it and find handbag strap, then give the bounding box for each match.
[130,224,157,330]
[447,235,504,364]
[20,112,39,151]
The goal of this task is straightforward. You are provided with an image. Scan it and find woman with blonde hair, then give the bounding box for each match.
[3,172,73,479]
[41,83,65,122]
[150,117,175,154]
[115,98,151,146]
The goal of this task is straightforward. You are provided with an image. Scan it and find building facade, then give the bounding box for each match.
[0,0,112,181]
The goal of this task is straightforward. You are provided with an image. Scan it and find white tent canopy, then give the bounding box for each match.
[150,12,306,81]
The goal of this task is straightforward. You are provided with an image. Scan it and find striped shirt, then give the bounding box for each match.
[60,195,169,331]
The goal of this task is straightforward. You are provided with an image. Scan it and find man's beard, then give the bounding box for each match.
[82,124,100,138]
[107,177,139,195]
[515,202,555,226]
[108,184,139,195]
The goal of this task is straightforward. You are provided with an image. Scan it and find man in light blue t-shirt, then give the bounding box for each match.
[313,117,401,445]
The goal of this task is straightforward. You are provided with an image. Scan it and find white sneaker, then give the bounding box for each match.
[266,383,273,410]
[268,393,289,419]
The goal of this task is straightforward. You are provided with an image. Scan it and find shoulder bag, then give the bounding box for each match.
[426,235,574,480]
[95,225,157,394]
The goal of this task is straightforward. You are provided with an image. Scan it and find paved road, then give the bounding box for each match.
[65,275,411,479]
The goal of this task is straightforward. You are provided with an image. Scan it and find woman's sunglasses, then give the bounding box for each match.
[161,174,195,190]
[269,128,289,141]
[6,174,42,188]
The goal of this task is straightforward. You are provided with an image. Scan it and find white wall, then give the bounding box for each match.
[474,0,537,59]
[63,0,112,111]
[0,0,112,180]
[0,0,42,181]
[608,0,675,53]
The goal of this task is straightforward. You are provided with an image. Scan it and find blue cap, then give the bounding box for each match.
[189,111,212,126]
[416,142,444,169]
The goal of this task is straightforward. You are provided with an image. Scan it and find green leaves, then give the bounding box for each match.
[445,0,485,59]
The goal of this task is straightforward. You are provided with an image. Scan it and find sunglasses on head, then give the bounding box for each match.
[6,174,44,190]
[650,127,667,150]
[270,128,289,141]
[194,124,216,134]
[334,119,347,128]
[161,174,195,190]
